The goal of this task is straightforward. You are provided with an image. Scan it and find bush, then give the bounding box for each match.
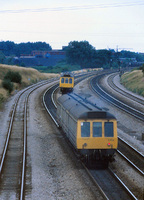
[139,64,144,76]
[2,79,14,94]
[4,71,22,84]
[142,68,144,76]
[139,63,144,70]
[0,94,4,109]
[0,94,5,104]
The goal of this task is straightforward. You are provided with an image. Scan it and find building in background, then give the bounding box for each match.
[14,49,66,67]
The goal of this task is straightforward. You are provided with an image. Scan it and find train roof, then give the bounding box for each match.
[60,72,74,77]
[57,93,116,120]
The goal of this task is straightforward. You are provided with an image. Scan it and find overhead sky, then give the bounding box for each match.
[0,0,144,52]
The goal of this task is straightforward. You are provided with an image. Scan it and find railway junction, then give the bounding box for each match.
[0,71,143,199]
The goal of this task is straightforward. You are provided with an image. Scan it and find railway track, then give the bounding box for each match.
[43,73,138,200]
[89,168,137,200]
[90,73,144,172]
[90,72,144,199]
[0,71,98,199]
[0,78,58,200]
[43,72,99,127]
[107,73,144,107]
[90,74,144,121]
[117,137,144,176]
[109,74,144,176]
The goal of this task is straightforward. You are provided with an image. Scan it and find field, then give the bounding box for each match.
[32,62,82,73]
[121,69,144,97]
[0,64,59,108]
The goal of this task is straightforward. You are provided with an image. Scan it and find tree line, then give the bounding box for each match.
[0,40,144,69]
[66,41,144,69]
[0,41,52,57]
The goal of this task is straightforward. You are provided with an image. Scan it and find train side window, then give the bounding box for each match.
[61,78,64,83]
[81,122,90,137]
[104,122,114,137]
[65,78,68,83]
[69,78,72,83]
[93,122,102,137]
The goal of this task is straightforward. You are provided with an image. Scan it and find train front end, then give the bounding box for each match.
[59,76,74,94]
[76,111,118,162]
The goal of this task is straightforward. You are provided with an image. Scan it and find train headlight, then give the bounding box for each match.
[82,143,87,149]
[107,143,113,148]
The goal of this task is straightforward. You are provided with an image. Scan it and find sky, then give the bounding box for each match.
[0,0,144,52]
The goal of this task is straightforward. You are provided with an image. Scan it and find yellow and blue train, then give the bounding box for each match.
[59,73,74,94]
[57,93,118,167]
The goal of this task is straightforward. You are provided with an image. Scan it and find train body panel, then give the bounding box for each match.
[57,93,118,165]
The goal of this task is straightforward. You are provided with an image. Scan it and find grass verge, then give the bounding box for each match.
[120,70,144,97]
[0,64,59,108]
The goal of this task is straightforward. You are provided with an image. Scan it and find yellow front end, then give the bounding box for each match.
[77,119,118,150]
[59,77,74,89]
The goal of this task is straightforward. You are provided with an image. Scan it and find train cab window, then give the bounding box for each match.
[69,78,72,84]
[104,122,114,137]
[81,122,90,137]
[93,122,102,137]
[61,78,64,83]
[65,78,68,83]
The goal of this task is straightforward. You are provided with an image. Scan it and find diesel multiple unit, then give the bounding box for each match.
[59,73,74,94]
[57,93,118,166]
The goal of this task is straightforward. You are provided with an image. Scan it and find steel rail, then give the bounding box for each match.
[116,150,144,176]
[99,73,144,157]
[108,168,138,200]
[20,79,59,200]
[43,83,59,127]
[0,79,55,174]
[107,73,144,106]
[0,94,20,174]
[90,73,144,167]
[20,79,60,199]
[0,85,31,174]
[90,75,144,121]
[82,163,109,200]
[20,93,28,200]
[94,73,144,162]
[118,136,144,158]
[51,86,59,109]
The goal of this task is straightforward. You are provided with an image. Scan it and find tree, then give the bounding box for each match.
[66,41,114,69]
[139,64,144,76]
[2,79,14,94]
[4,71,22,84]
[66,41,96,68]
[96,50,112,68]
[142,68,144,77]
[0,41,15,56]
[0,51,5,63]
